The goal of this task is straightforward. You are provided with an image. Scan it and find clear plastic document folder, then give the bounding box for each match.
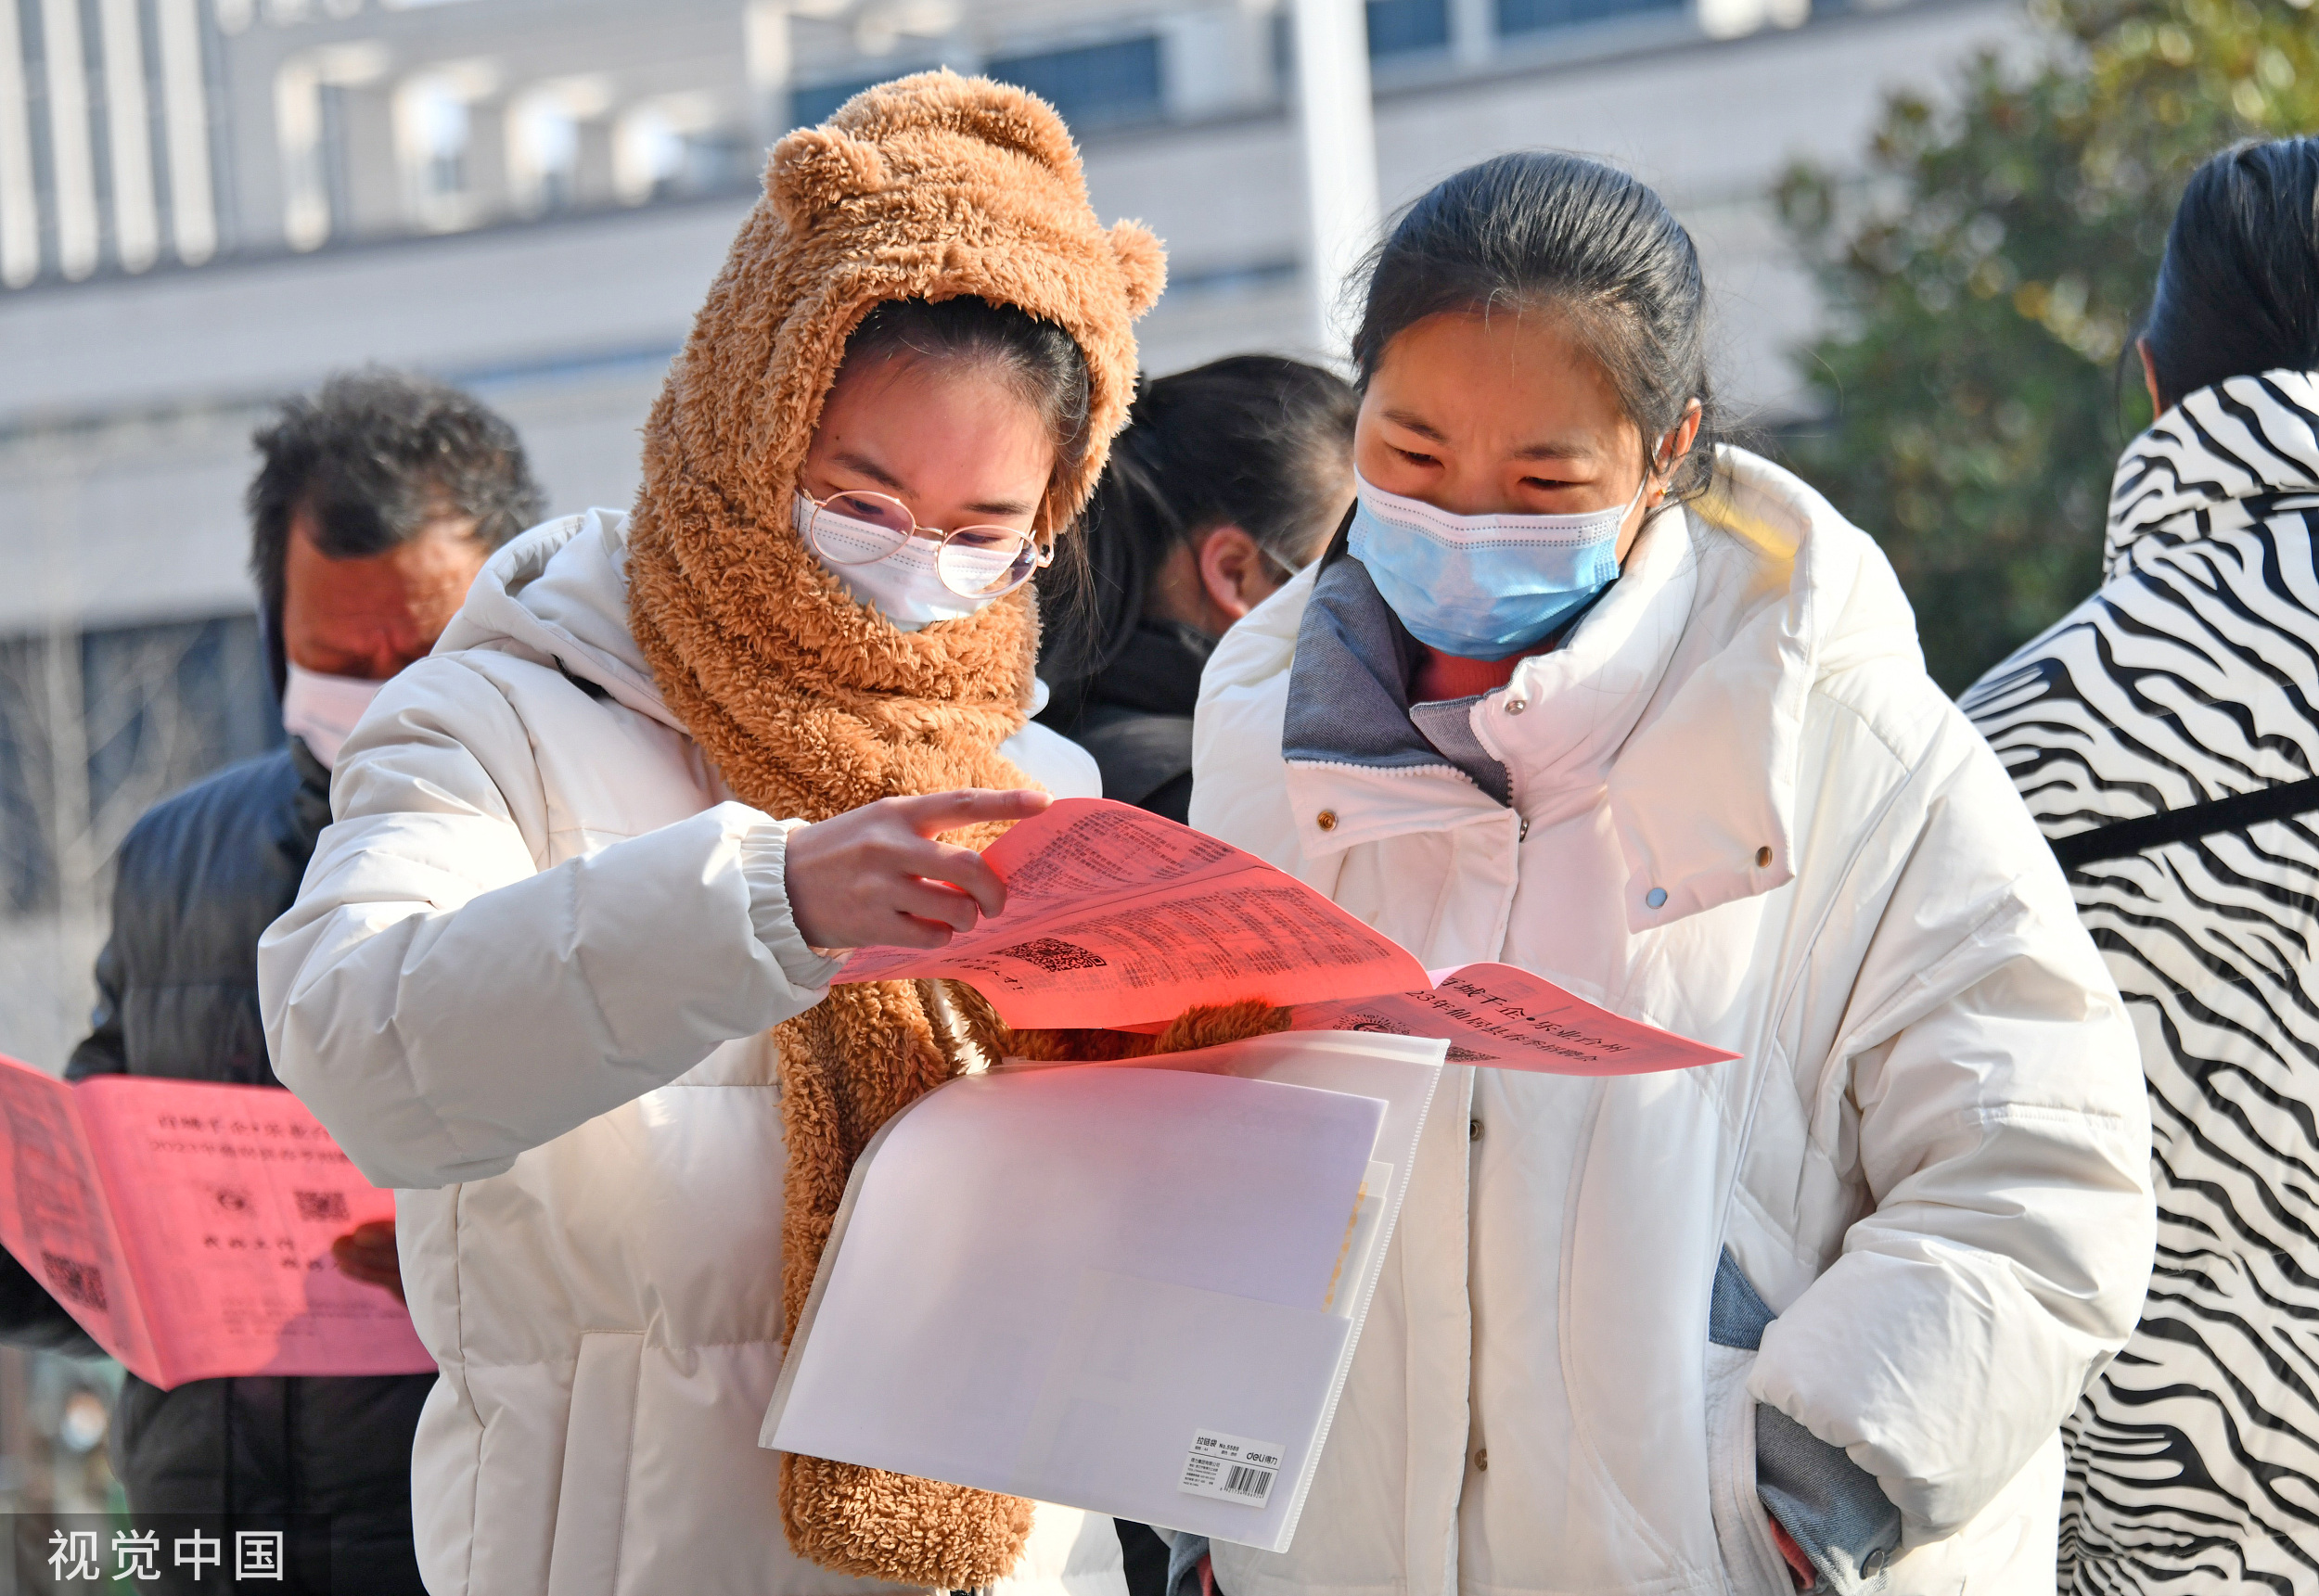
[761,1028,1446,1553]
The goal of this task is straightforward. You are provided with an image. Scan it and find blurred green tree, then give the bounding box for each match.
[1776,0,2319,692]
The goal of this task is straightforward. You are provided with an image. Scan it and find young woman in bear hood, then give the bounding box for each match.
[263,73,1167,1594]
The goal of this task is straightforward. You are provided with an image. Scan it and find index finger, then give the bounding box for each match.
[898,787,1052,836]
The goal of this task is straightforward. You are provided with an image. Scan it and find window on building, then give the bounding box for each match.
[1496,0,1684,35]
[509,76,616,216]
[508,94,582,214]
[1367,0,1452,57]
[612,105,684,204]
[403,78,470,204]
[610,94,737,204]
[395,68,495,231]
[281,42,390,250]
[985,35,1164,131]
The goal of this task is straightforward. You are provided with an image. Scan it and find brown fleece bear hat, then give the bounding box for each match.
[628,68,1164,821]
[624,71,1163,1590]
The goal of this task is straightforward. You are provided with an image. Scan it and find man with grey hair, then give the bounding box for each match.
[0,369,544,1594]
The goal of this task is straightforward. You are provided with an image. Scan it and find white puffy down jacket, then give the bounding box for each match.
[1186,450,2157,1596]
[258,510,1118,1596]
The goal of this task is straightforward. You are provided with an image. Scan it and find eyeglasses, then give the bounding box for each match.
[801,487,1053,599]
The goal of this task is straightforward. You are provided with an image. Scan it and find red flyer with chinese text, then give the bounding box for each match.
[0,1054,433,1388]
[839,799,1742,1076]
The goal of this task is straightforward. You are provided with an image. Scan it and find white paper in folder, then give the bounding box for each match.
[761,1028,1445,1552]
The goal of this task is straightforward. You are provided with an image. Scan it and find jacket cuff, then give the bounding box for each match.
[1712,1246,1901,1593]
[738,817,846,994]
[1163,1535,1210,1596]
[1758,1405,1903,1594]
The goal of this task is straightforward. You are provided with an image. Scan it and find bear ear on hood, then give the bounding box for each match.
[766,126,886,232]
[921,77,1083,185]
[1108,221,1166,316]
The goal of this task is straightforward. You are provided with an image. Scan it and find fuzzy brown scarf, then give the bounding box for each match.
[626,72,1167,1588]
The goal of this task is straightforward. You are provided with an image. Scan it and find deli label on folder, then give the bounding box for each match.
[1179,1429,1284,1508]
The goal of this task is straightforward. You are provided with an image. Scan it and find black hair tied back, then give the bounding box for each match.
[2143,137,2319,411]
[1350,150,1723,498]
[1039,355,1356,698]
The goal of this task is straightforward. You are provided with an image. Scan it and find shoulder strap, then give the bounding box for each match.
[2050,775,2319,870]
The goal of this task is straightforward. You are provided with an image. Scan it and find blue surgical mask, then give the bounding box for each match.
[1347,469,1645,658]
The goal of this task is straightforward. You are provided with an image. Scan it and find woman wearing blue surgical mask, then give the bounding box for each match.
[1184,152,2157,1596]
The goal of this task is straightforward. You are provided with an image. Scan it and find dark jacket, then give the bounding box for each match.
[1042,619,1215,823]
[0,741,432,1595]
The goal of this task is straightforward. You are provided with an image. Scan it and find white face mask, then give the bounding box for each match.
[280,664,384,769]
[797,493,1002,632]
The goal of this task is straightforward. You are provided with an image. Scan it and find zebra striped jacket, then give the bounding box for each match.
[1966,369,2319,1595]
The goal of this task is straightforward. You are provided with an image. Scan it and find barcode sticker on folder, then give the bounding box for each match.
[1179,1429,1283,1508]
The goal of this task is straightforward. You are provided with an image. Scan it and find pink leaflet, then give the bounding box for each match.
[837,798,1429,1030]
[0,1056,432,1386]
[837,801,1736,1075]
[1288,964,1740,1076]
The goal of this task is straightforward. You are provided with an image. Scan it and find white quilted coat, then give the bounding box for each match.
[1187,451,2158,1596]
[259,510,1119,1596]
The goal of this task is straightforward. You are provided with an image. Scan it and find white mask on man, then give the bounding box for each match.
[280,664,385,769]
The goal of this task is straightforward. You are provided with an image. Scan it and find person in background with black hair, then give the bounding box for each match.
[0,369,543,1595]
[1038,355,1355,821]
[1966,136,2319,1595]
[1186,151,2154,1596]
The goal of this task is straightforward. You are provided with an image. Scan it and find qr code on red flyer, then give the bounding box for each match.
[293,1191,351,1223]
